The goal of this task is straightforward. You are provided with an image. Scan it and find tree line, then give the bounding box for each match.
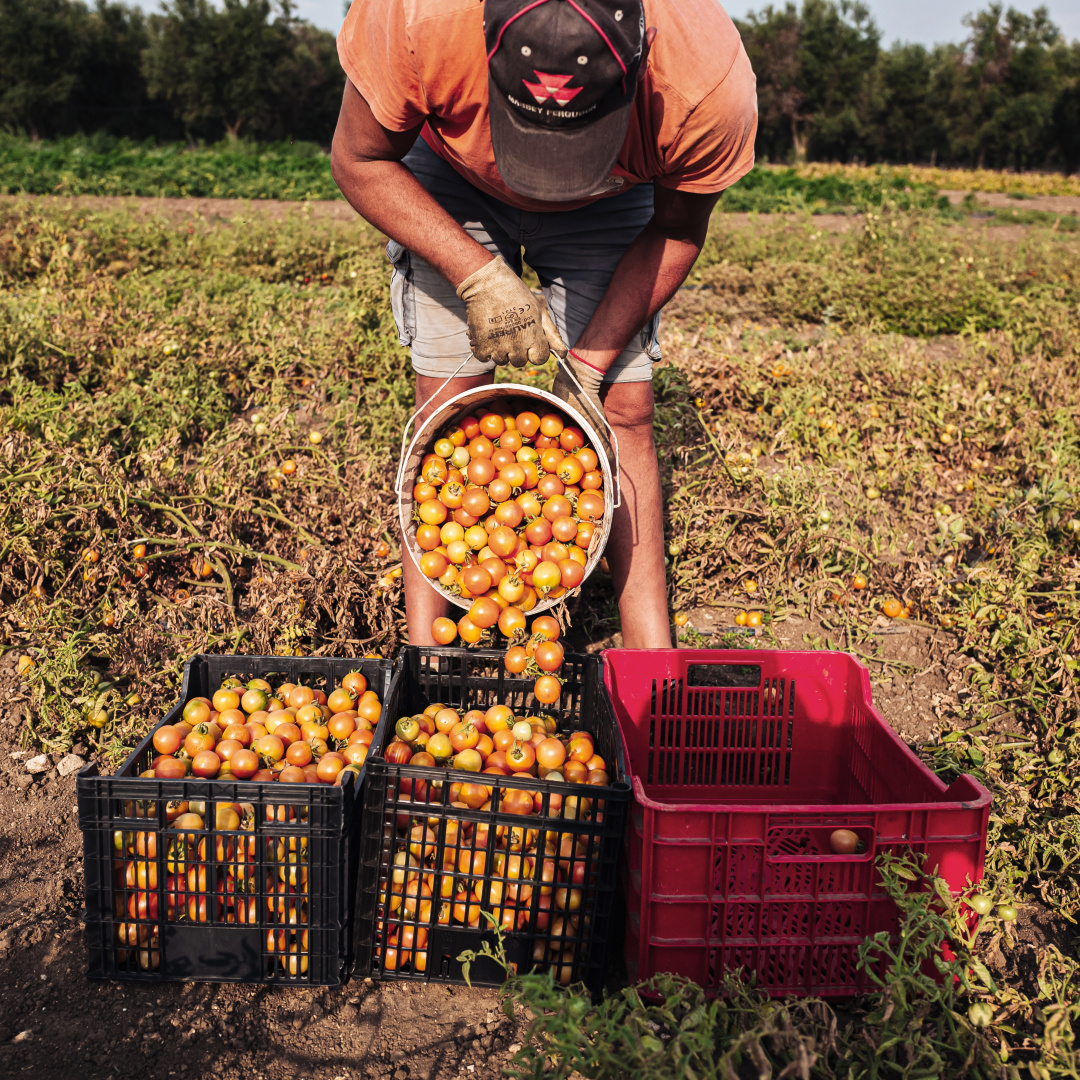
[0,0,1078,170]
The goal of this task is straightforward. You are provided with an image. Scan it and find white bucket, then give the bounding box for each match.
[396,384,617,615]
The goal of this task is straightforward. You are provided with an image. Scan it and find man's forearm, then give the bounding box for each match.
[331,151,492,287]
[571,217,706,371]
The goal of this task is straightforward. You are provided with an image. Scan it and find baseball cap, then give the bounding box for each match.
[485,0,645,201]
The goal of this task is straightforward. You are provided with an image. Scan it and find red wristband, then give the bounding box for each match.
[568,348,606,375]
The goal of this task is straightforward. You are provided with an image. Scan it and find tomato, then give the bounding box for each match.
[429,617,458,646]
[536,472,565,500]
[469,597,501,629]
[576,491,605,521]
[212,688,240,713]
[506,742,536,772]
[531,616,560,641]
[828,829,862,855]
[536,738,567,771]
[486,526,516,558]
[967,893,993,916]
[357,692,382,724]
[532,561,561,592]
[154,755,189,780]
[461,564,492,596]
[454,748,483,771]
[558,559,585,588]
[534,640,565,673]
[128,890,160,921]
[504,646,529,674]
[191,750,221,779]
[450,723,479,752]
[316,755,346,784]
[152,725,183,755]
[534,676,561,704]
[184,729,215,756]
[493,606,525,639]
[997,904,1018,922]
[427,733,453,763]
[882,598,903,618]
[230,748,259,779]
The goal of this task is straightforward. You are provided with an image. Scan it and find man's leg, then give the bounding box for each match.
[524,184,671,648]
[601,380,672,648]
[402,371,494,645]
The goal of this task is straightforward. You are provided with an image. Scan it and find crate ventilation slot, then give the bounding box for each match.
[646,674,796,787]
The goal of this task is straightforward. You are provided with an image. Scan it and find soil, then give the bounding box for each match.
[6,192,1076,235]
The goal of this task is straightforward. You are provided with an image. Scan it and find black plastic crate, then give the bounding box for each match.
[77,653,393,984]
[354,647,631,999]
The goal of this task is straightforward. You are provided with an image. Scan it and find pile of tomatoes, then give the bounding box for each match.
[110,672,383,975]
[410,406,606,644]
[143,670,381,785]
[111,799,315,975]
[376,700,611,982]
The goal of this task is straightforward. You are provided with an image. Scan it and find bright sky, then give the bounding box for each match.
[129,0,1080,47]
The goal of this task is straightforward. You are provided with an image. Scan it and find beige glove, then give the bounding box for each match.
[456,256,567,367]
[552,351,608,451]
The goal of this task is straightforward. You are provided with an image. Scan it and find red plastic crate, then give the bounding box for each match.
[603,649,991,998]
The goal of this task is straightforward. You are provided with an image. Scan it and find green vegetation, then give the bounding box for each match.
[0,133,342,199]
[1,198,1078,1066]
[4,135,1080,226]
[463,854,1074,1079]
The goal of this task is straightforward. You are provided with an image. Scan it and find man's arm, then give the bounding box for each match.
[330,80,492,286]
[569,186,721,370]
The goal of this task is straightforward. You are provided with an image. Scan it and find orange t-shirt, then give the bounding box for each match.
[337,0,757,213]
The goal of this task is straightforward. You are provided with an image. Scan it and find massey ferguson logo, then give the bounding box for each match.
[522,71,583,107]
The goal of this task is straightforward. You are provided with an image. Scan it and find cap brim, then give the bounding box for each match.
[488,74,632,202]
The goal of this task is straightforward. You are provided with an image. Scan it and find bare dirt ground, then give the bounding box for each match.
[5,190,1078,230]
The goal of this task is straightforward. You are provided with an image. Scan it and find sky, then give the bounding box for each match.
[129,0,1080,47]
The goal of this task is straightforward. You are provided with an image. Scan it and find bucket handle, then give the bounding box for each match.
[554,353,621,511]
[394,354,622,511]
[394,358,473,499]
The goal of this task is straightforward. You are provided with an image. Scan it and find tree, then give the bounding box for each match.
[144,0,292,140]
[737,3,805,163]
[1051,77,1080,172]
[0,0,83,138]
[797,0,880,161]
[737,0,879,163]
[76,2,160,139]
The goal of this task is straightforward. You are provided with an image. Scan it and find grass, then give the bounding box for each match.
[1,195,1079,1068]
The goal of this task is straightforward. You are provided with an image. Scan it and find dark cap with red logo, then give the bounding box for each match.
[485,0,645,201]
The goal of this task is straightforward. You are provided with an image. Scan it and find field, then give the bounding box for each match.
[0,193,1078,1079]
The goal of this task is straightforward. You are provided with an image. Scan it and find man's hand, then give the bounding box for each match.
[456,256,568,367]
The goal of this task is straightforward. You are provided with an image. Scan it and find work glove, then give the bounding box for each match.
[552,350,609,454]
[456,256,567,367]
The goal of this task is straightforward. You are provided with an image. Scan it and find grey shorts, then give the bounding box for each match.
[388,138,661,383]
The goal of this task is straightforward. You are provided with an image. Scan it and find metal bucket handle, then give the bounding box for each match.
[394,354,622,509]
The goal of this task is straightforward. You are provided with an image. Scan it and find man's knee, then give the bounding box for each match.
[601,381,655,432]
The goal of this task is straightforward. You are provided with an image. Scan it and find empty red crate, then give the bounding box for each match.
[603,649,991,997]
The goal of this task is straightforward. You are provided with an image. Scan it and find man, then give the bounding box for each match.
[332,0,756,648]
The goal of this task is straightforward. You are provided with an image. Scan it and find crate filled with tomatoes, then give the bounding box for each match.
[354,646,631,999]
[77,653,394,984]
